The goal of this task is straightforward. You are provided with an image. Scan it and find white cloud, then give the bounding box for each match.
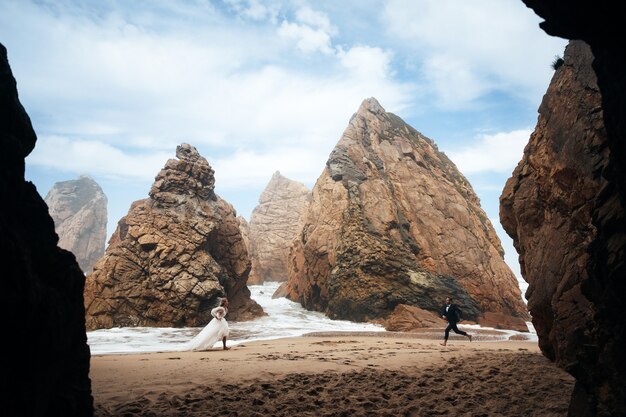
[383,0,567,108]
[339,46,393,81]
[447,129,531,175]
[226,0,278,22]
[27,136,171,180]
[422,54,490,109]
[213,144,327,189]
[295,6,336,35]
[277,5,339,55]
[278,20,335,55]
[0,0,413,155]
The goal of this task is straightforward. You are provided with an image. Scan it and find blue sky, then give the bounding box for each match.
[0,0,566,293]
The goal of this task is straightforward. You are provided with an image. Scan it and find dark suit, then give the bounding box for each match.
[442,303,468,341]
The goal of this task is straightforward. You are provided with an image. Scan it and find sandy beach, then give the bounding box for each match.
[91,331,574,417]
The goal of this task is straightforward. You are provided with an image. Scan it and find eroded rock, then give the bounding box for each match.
[84,144,263,330]
[383,304,443,332]
[501,17,626,414]
[45,175,107,273]
[248,171,311,284]
[237,215,250,253]
[282,98,528,330]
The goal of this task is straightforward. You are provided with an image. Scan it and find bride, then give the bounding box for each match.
[185,297,230,351]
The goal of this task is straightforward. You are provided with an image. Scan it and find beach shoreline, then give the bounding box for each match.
[91,332,572,417]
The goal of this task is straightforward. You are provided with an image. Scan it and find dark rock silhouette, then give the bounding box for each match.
[84,144,263,330]
[45,175,107,273]
[0,43,93,416]
[504,2,626,415]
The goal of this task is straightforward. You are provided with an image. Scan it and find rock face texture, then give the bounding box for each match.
[237,215,250,253]
[502,40,604,382]
[0,43,93,416]
[45,175,107,273]
[503,2,626,414]
[84,144,262,330]
[383,305,443,332]
[248,171,311,284]
[282,98,528,330]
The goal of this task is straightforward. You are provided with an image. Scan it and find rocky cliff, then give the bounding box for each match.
[502,2,626,414]
[0,43,93,416]
[84,144,263,330]
[248,171,311,284]
[282,98,528,330]
[502,41,605,371]
[45,175,107,273]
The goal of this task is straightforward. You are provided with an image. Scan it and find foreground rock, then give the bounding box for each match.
[502,5,626,412]
[0,43,93,416]
[84,144,263,330]
[45,175,107,273]
[282,98,528,331]
[383,305,443,332]
[248,171,311,284]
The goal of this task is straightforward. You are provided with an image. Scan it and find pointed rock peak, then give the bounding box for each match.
[266,171,303,189]
[150,143,216,203]
[258,171,310,204]
[45,176,107,273]
[356,97,386,117]
[73,175,103,192]
[176,143,201,161]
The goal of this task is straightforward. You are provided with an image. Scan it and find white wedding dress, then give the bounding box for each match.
[183,306,229,351]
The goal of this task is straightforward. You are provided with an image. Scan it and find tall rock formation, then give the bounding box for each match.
[248,171,311,284]
[45,175,107,273]
[502,6,626,411]
[505,2,626,415]
[0,43,93,416]
[84,144,263,330]
[282,98,528,330]
[502,42,605,372]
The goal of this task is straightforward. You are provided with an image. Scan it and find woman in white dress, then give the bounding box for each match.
[186,298,230,351]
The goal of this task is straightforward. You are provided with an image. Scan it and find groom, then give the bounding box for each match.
[440,297,472,346]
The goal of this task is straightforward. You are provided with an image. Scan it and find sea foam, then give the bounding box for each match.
[87,282,536,355]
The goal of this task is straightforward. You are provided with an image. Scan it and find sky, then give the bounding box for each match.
[0,0,567,295]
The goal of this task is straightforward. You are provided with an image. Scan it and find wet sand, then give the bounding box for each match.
[91,331,574,417]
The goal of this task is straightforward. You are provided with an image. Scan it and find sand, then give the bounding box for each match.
[91,331,574,417]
